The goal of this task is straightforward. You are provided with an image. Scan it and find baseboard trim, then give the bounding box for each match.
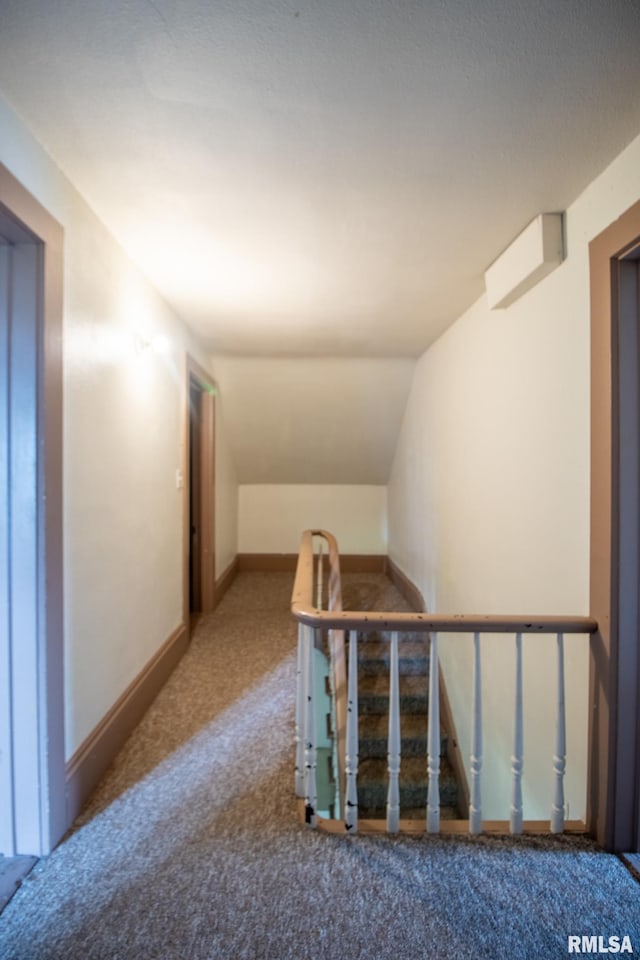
[237,553,386,573]
[340,555,387,573]
[386,556,427,612]
[237,553,298,572]
[213,556,239,608]
[65,622,189,824]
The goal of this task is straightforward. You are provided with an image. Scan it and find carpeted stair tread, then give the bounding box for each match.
[360,712,427,739]
[358,754,458,786]
[357,757,460,813]
[356,637,429,655]
[358,673,428,715]
[359,713,449,758]
[356,639,430,676]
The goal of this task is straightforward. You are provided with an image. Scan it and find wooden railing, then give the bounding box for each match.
[292,529,598,836]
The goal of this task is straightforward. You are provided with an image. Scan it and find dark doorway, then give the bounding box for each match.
[184,357,216,623]
[189,377,203,613]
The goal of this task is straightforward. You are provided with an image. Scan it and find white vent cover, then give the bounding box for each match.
[485,213,564,309]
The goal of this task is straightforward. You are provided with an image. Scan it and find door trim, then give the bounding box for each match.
[0,163,65,854]
[589,198,640,851]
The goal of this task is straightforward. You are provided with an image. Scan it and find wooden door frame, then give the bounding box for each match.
[0,163,65,855]
[183,356,216,623]
[589,198,640,852]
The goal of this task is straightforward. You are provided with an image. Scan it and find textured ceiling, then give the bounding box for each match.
[1,0,640,357]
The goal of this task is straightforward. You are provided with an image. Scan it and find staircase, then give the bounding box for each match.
[354,630,460,819]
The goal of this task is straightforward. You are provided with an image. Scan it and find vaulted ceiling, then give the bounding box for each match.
[1,0,640,359]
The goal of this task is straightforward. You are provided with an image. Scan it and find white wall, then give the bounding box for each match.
[388,130,640,822]
[0,95,238,758]
[239,485,387,555]
[215,397,239,578]
[210,356,415,484]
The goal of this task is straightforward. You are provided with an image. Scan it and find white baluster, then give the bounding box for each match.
[327,552,345,817]
[387,631,401,833]
[345,630,359,833]
[326,629,341,817]
[551,631,566,834]
[303,625,318,827]
[427,632,440,833]
[295,622,305,797]
[510,632,524,834]
[469,631,483,835]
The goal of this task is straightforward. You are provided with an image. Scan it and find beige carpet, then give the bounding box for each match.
[1,571,639,960]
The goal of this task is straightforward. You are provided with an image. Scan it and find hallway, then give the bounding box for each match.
[1,572,639,959]
[2,0,640,880]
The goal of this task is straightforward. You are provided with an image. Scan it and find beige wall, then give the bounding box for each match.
[209,356,415,484]
[215,396,239,577]
[0,95,238,759]
[238,484,387,555]
[388,131,640,821]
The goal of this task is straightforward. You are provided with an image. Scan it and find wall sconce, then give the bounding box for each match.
[134,333,171,356]
[134,333,151,355]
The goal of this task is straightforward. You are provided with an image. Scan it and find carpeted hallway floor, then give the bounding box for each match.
[1,571,640,960]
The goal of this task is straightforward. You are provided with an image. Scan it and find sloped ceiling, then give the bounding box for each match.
[1,0,640,359]
[211,356,416,483]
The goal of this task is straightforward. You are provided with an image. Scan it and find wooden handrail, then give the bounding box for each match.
[292,530,598,635]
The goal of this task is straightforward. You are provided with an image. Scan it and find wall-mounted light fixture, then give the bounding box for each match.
[485,213,564,310]
[134,332,171,356]
[134,333,151,355]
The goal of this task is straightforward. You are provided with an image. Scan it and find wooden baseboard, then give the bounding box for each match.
[65,622,189,824]
[340,555,386,573]
[305,799,588,837]
[386,555,427,612]
[238,553,298,571]
[213,556,238,608]
[237,553,387,573]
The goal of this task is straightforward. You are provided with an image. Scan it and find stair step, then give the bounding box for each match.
[355,639,430,676]
[358,673,427,715]
[332,577,462,822]
[359,713,448,758]
[356,756,459,814]
[359,655,429,677]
